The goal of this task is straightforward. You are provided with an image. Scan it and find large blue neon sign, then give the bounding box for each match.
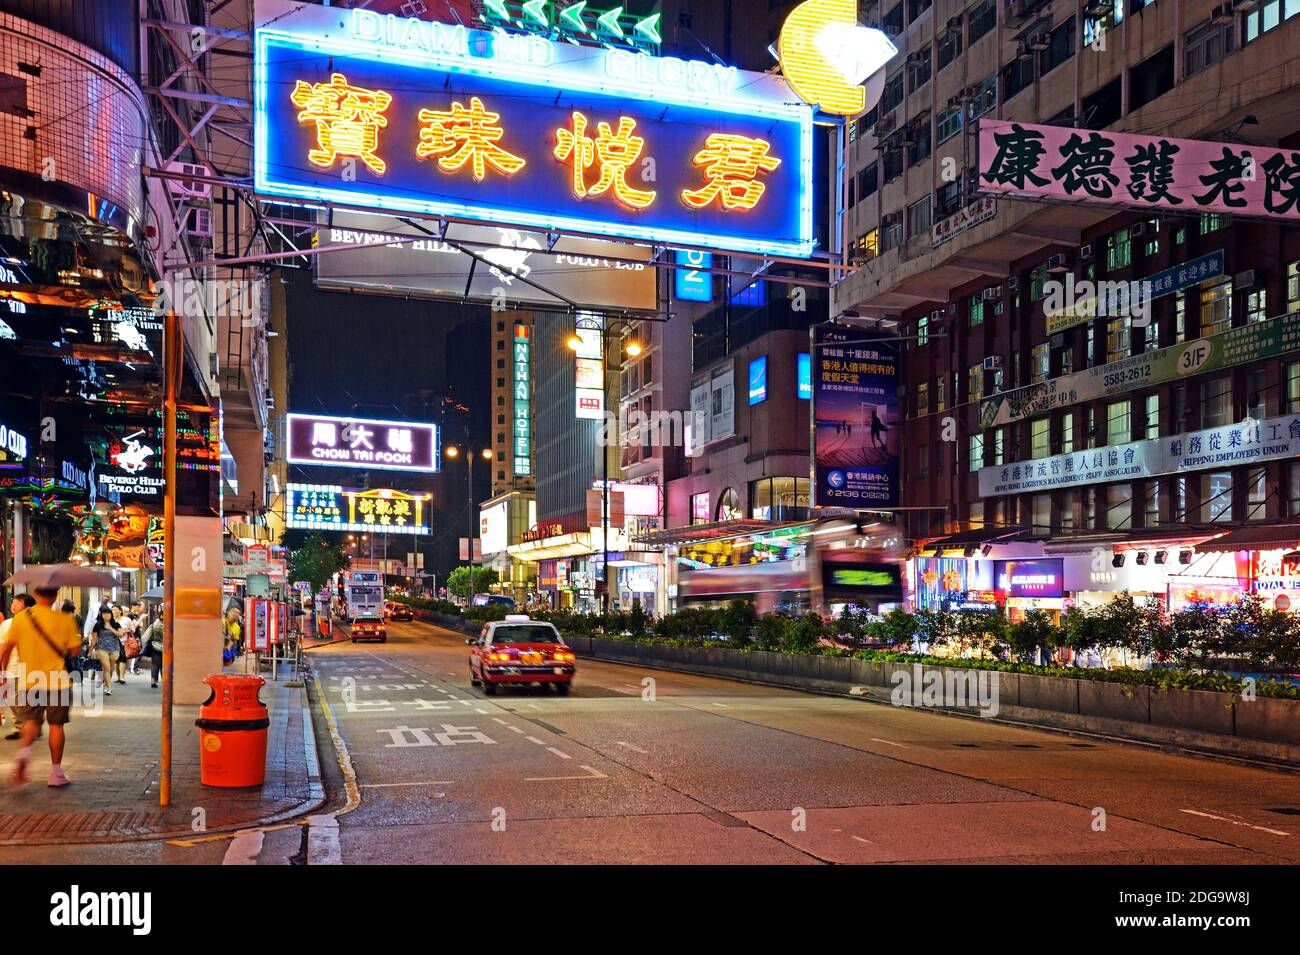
[254,10,814,257]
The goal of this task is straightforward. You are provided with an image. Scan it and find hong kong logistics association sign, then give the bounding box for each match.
[253,5,814,257]
[286,413,440,473]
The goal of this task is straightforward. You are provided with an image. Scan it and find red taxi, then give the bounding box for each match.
[385,602,413,622]
[467,615,574,695]
[350,614,387,643]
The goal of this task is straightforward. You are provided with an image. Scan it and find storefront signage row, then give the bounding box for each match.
[982,310,1300,429]
[980,411,1300,497]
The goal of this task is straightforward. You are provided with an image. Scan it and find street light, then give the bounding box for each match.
[445,445,493,605]
[569,318,642,613]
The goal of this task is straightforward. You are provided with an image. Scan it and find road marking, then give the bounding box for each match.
[547,747,571,759]
[527,703,542,710]
[222,830,265,865]
[524,735,545,745]
[711,702,729,708]
[1179,809,1291,836]
[491,717,510,725]
[362,780,453,788]
[507,725,524,734]
[307,815,342,866]
[524,764,608,782]
[851,835,876,845]
[615,741,649,754]
[869,737,907,748]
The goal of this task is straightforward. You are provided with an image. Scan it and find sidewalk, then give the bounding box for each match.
[0,662,325,845]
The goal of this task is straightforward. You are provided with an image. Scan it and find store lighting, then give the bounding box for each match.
[624,340,643,357]
[1154,550,1168,564]
[1112,553,1125,568]
[1178,550,1193,565]
[1135,551,1149,565]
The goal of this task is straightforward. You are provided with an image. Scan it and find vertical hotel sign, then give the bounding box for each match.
[512,323,531,475]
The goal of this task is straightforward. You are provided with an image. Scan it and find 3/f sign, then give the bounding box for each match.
[675,249,713,302]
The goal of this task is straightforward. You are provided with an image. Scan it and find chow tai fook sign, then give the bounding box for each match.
[979,119,1300,223]
[254,5,814,257]
[285,483,432,535]
[980,412,1300,497]
[286,413,439,472]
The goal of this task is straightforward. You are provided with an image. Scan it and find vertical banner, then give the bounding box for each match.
[512,323,531,475]
[812,325,899,509]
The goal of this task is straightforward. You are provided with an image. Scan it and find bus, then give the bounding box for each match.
[344,570,383,621]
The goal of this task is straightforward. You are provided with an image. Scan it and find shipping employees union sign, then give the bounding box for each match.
[286,413,439,472]
[254,6,813,256]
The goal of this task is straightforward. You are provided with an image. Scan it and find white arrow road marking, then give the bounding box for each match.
[1179,809,1290,836]
[524,764,608,782]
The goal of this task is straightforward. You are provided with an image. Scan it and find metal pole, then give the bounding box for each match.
[468,451,475,605]
[602,327,609,616]
[160,309,180,807]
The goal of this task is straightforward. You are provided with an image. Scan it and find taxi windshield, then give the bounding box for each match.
[491,624,562,645]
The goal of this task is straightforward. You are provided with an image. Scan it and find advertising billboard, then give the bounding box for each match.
[285,483,431,535]
[315,212,658,311]
[286,413,439,472]
[512,323,531,475]
[748,355,768,405]
[994,559,1064,599]
[254,6,814,256]
[812,325,899,509]
[979,119,1300,223]
[674,249,713,302]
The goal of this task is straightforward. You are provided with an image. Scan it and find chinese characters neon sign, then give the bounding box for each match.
[255,8,813,256]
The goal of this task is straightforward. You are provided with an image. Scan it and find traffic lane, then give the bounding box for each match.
[397,619,1300,861]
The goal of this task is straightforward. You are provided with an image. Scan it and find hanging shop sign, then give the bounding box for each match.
[776,0,896,117]
[980,412,1300,497]
[285,483,432,535]
[512,323,531,475]
[812,324,899,509]
[286,412,440,472]
[931,195,996,249]
[982,310,1300,428]
[674,249,713,302]
[994,559,1064,599]
[822,560,903,596]
[978,119,1300,223]
[254,6,814,257]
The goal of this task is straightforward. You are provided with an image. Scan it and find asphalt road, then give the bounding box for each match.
[310,618,1300,865]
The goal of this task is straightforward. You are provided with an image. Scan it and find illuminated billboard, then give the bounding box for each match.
[286,413,439,472]
[254,6,814,256]
[286,484,431,535]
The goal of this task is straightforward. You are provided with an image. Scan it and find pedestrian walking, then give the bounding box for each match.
[0,594,35,739]
[0,587,82,786]
[122,602,144,675]
[88,606,124,695]
[141,612,164,688]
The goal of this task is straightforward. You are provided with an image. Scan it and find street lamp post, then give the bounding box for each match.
[446,445,493,605]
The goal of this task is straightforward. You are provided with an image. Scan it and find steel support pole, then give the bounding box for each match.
[160,309,181,807]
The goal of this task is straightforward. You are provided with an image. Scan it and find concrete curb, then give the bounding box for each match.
[577,639,1300,769]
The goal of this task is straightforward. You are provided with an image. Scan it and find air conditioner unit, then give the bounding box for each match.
[946,302,959,318]
[1049,333,1065,349]
[1130,222,1151,238]
[187,207,213,238]
[1084,0,1114,15]
[876,113,897,135]
[165,161,212,200]
[947,17,962,31]
[963,85,983,99]
[931,309,943,323]
[1007,275,1020,291]
[1080,243,1094,260]
[982,287,1001,301]
[947,94,964,109]
[1047,252,1074,273]
[982,355,1003,370]
[1026,32,1051,51]
[1234,269,1256,288]
[1211,4,1235,24]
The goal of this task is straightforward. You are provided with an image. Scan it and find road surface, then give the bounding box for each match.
[308,618,1300,864]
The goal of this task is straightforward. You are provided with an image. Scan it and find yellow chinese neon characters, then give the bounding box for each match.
[416,96,526,181]
[290,73,393,175]
[553,112,657,210]
[682,133,781,211]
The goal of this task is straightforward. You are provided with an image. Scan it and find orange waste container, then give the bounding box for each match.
[196,674,269,788]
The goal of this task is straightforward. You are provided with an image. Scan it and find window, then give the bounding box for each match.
[1289,464,1300,518]
[1030,263,1048,302]
[938,106,963,143]
[1083,0,1124,48]
[1248,288,1268,323]
[936,180,961,217]
[908,48,932,92]
[1143,393,1159,440]
[1201,211,1230,234]
[1002,56,1035,101]
[916,381,929,416]
[1199,277,1233,336]
[968,0,995,44]
[1245,0,1299,43]
[1107,400,1130,445]
[882,72,904,113]
[690,492,711,525]
[1287,362,1300,412]
[1288,261,1300,313]
[1185,18,1236,77]
[1202,472,1233,523]
[1107,484,1133,531]
[857,164,878,202]
[749,477,810,521]
[907,196,932,239]
[907,120,932,165]
[1031,418,1050,459]
[1145,481,1161,527]
[716,488,742,522]
[1175,290,1187,343]
[935,376,946,412]
[1061,347,1073,376]
[916,445,929,479]
[1107,228,1131,271]
[1107,318,1131,363]
[938,26,963,70]
[1040,17,1077,77]
[968,363,984,402]
[880,212,903,252]
[1032,494,1051,532]
[967,73,997,120]
[969,432,984,472]
[1248,467,1268,521]
[1060,412,1075,454]
[992,428,1004,466]
[969,297,984,327]
[1086,325,1097,368]
[1201,375,1232,428]
[853,229,880,262]
[1031,343,1050,383]
[1129,45,1174,112]
[883,2,904,34]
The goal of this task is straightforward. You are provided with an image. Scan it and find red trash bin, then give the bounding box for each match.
[196,674,269,788]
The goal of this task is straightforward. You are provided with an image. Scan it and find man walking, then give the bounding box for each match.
[0,587,82,786]
[0,594,34,739]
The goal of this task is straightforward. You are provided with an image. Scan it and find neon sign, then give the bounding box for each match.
[513,324,531,475]
[255,7,813,256]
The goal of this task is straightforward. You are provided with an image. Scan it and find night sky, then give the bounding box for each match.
[283,268,491,585]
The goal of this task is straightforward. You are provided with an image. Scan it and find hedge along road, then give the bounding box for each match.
[308,616,1300,865]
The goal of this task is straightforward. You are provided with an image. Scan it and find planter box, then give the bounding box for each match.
[1018,673,1080,714]
[1148,687,1236,736]
[747,650,778,676]
[789,654,820,681]
[1079,680,1150,723]
[1234,695,1300,745]
[818,656,853,686]
[849,658,888,688]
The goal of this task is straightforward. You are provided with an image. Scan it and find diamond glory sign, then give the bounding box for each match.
[286,413,440,473]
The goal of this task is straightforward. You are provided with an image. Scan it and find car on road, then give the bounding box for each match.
[385,602,413,622]
[471,593,515,608]
[467,615,574,695]
[350,614,387,643]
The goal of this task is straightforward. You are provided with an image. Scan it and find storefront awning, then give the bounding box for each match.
[1042,529,1225,554]
[915,526,1030,555]
[1194,524,1300,553]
